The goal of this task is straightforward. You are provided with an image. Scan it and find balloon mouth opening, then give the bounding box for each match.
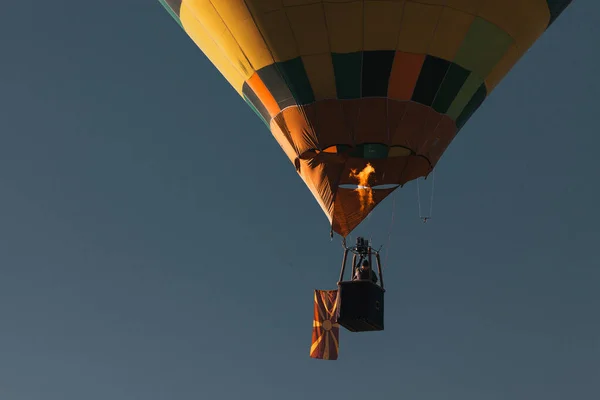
[339,184,399,190]
[298,145,415,161]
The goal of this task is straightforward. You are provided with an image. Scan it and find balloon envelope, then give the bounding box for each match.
[158,0,573,237]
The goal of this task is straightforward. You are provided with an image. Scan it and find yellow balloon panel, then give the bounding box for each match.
[302,54,338,100]
[209,0,274,70]
[286,3,331,56]
[428,7,474,61]
[324,2,364,53]
[479,0,550,51]
[363,1,405,51]
[178,5,246,94]
[396,2,442,54]
[181,0,254,78]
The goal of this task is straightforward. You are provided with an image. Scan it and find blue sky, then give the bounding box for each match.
[0,1,598,399]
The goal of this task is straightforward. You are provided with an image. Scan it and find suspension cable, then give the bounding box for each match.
[417,170,435,222]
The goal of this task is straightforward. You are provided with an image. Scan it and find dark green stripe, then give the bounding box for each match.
[277,58,315,105]
[257,65,296,110]
[456,83,487,130]
[242,83,270,127]
[362,51,395,97]
[332,52,362,99]
[546,0,573,26]
[432,64,471,114]
[158,0,183,29]
[412,56,451,106]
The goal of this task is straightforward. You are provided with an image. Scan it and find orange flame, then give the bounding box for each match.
[349,163,375,212]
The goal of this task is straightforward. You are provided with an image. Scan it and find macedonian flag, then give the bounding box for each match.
[310,289,340,360]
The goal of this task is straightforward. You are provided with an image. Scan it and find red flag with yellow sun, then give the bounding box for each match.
[310,289,340,360]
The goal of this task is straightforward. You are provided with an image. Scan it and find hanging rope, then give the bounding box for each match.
[417,170,435,223]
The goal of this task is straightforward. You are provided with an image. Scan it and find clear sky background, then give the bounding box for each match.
[0,1,598,399]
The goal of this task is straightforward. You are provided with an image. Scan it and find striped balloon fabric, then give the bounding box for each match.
[158,0,573,237]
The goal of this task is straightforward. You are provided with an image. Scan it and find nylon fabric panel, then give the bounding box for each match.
[286,3,330,56]
[282,0,318,6]
[246,73,281,117]
[361,51,396,97]
[298,157,347,224]
[431,63,471,114]
[243,94,270,127]
[399,156,431,183]
[386,101,409,144]
[181,0,254,79]
[298,160,334,224]
[313,101,354,147]
[446,0,481,15]
[246,6,299,62]
[388,52,425,101]
[414,0,447,5]
[270,112,299,155]
[353,98,388,145]
[179,6,246,94]
[392,106,442,157]
[332,52,362,99]
[424,115,457,165]
[446,72,484,120]
[363,0,405,51]
[243,87,270,124]
[342,101,362,144]
[390,101,430,150]
[209,0,274,70]
[257,64,296,109]
[402,155,430,183]
[478,0,550,51]
[332,186,396,237]
[275,106,319,156]
[248,0,283,13]
[269,118,298,163]
[412,56,451,106]
[454,17,514,79]
[302,54,338,100]
[412,107,444,155]
[324,2,363,53]
[456,83,486,129]
[396,2,442,53]
[388,147,411,157]
[429,7,474,62]
[277,58,315,105]
[372,157,410,185]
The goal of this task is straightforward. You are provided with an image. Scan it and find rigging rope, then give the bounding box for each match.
[417,170,435,222]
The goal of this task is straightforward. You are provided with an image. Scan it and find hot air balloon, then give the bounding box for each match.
[156,0,574,351]
[157,0,573,238]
